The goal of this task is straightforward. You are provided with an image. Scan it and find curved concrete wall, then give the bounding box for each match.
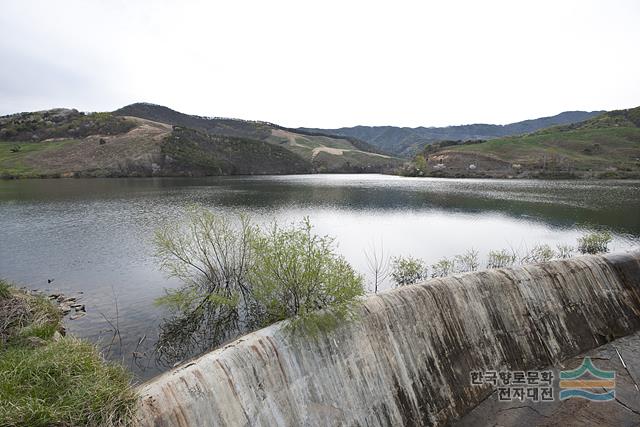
[136,251,640,426]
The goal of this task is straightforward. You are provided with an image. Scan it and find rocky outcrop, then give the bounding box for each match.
[135,251,640,426]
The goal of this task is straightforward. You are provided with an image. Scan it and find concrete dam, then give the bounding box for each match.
[135,250,640,426]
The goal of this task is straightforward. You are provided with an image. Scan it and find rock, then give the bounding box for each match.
[73,304,86,312]
[63,297,76,303]
[70,312,86,320]
[52,331,63,342]
[59,304,71,315]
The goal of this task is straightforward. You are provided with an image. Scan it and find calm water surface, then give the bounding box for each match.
[1,174,639,379]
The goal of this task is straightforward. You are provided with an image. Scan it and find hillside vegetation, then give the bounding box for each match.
[408,107,640,179]
[115,103,401,173]
[303,110,604,157]
[0,104,401,178]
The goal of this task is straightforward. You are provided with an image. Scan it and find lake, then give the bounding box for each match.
[1,174,639,380]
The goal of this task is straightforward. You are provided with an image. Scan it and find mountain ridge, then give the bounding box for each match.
[301,110,605,157]
[0,103,402,178]
[407,106,640,179]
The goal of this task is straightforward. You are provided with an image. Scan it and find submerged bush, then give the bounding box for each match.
[486,249,517,269]
[521,244,556,264]
[555,244,575,259]
[153,208,255,362]
[455,249,480,273]
[431,258,456,278]
[390,255,427,287]
[578,231,612,254]
[154,208,364,364]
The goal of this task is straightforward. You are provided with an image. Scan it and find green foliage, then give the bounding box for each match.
[555,244,575,259]
[486,249,517,269]
[0,283,61,346]
[0,110,135,143]
[578,231,612,254]
[0,283,136,426]
[455,249,480,273]
[153,209,364,364]
[0,279,10,299]
[0,337,136,427]
[521,244,556,264]
[153,207,255,362]
[0,139,79,178]
[161,127,313,175]
[431,258,456,278]
[391,256,427,287]
[250,218,364,333]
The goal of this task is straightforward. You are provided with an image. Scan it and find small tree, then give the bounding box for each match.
[364,242,390,294]
[391,256,427,287]
[578,231,612,254]
[455,249,480,273]
[414,155,428,176]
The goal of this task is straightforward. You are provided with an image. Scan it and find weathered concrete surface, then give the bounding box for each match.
[455,330,640,426]
[135,250,640,426]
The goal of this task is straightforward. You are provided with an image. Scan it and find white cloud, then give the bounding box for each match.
[1,0,639,127]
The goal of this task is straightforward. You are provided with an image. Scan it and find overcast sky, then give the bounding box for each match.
[1,0,639,128]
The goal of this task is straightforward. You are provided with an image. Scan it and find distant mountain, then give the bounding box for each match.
[0,104,401,178]
[301,111,605,157]
[406,106,640,179]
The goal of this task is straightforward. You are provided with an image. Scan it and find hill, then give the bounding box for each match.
[408,107,640,179]
[301,110,604,157]
[0,104,401,178]
[113,103,400,173]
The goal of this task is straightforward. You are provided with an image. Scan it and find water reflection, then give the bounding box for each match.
[0,174,638,379]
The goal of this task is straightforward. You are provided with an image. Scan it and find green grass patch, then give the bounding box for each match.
[0,281,137,426]
[0,337,137,427]
[447,127,640,170]
[0,139,78,178]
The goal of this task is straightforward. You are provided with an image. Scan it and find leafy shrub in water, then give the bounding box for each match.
[431,258,456,278]
[577,231,612,254]
[521,244,555,264]
[455,249,480,273]
[390,255,428,287]
[555,244,575,259]
[250,218,364,333]
[486,249,517,269]
[153,208,364,364]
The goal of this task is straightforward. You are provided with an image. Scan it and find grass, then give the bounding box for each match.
[0,139,79,178]
[447,126,640,170]
[0,280,137,426]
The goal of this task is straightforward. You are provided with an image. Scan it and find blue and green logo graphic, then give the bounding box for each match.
[559,357,616,401]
